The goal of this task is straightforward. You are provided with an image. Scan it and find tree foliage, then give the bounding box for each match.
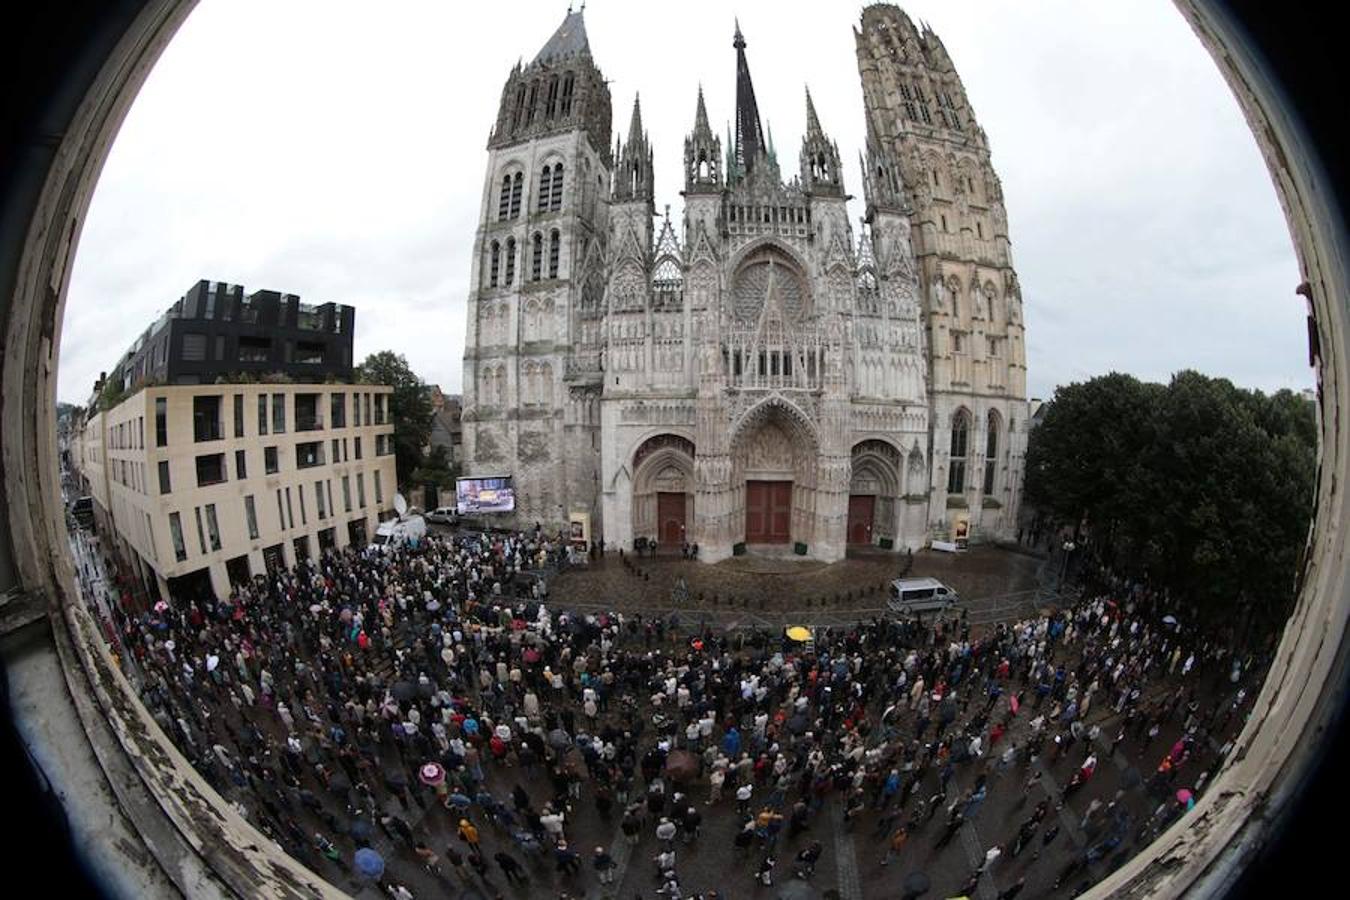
[356,351,434,488]
[1026,371,1316,614]
[410,445,458,491]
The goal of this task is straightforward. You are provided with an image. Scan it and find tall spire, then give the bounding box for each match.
[694,85,711,136]
[804,86,823,139]
[627,94,644,148]
[533,8,590,64]
[732,20,766,177]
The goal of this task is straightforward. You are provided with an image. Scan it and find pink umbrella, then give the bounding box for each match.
[154,600,169,613]
[1176,789,1193,805]
[419,762,446,786]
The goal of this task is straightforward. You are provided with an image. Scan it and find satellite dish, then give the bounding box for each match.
[394,493,408,518]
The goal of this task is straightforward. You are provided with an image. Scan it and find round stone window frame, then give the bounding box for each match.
[0,2,1345,897]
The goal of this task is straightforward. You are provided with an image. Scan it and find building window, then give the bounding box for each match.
[550,164,563,211]
[364,394,372,427]
[560,72,574,115]
[158,460,171,495]
[948,410,970,494]
[357,473,366,508]
[192,395,222,442]
[233,394,244,437]
[374,470,383,506]
[195,453,226,487]
[509,172,523,218]
[351,392,361,427]
[504,237,517,285]
[983,411,1000,495]
[331,438,340,463]
[296,441,324,469]
[272,393,286,433]
[330,392,345,428]
[298,484,308,526]
[204,504,221,552]
[238,336,270,362]
[952,332,964,353]
[295,393,322,431]
[531,232,543,281]
[342,475,352,512]
[181,333,207,362]
[245,495,259,540]
[548,229,560,278]
[258,394,268,435]
[498,174,512,221]
[295,342,325,365]
[285,487,295,530]
[326,481,335,521]
[987,337,999,357]
[264,446,279,474]
[155,397,167,447]
[194,506,207,555]
[169,512,187,562]
[235,449,247,479]
[276,489,286,531]
[316,480,326,519]
[538,164,553,212]
[489,241,501,287]
[354,437,362,460]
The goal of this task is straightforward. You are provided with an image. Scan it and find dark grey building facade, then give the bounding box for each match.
[114,279,355,390]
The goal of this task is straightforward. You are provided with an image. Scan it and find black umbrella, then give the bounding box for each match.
[391,681,415,702]
[417,681,435,699]
[901,870,931,899]
[348,817,373,844]
[328,772,351,794]
[787,712,809,735]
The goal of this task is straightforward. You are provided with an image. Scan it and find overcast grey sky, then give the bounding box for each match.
[59,0,1309,404]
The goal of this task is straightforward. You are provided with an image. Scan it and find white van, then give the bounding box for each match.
[888,577,960,614]
[369,494,427,551]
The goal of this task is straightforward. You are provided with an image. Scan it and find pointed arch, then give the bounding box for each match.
[504,237,517,285]
[550,163,564,211]
[983,408,1001,495]
[538,164,553,212]
[509,172,523,218]
[488,241,501,288]
[531,232,543,281]
[548,229,561,278]
[947,407,972,494]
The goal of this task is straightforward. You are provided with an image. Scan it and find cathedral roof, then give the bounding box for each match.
[533,9,590,65]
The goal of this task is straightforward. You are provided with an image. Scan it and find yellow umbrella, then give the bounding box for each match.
[785,626,812,642]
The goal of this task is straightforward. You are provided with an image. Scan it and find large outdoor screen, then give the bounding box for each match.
[456,476,516,515]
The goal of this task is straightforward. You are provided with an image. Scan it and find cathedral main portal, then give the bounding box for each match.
[745,480,793,544]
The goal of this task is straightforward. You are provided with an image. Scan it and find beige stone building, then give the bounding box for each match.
[73,383,397,602]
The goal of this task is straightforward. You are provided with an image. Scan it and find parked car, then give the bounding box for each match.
[425,506,459,525]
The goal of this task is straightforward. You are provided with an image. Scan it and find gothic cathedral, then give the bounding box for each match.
[461,5,1028,562]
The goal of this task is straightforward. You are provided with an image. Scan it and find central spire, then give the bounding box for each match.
[733,20,766,177]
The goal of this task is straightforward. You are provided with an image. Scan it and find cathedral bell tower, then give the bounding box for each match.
[462,8,613,530]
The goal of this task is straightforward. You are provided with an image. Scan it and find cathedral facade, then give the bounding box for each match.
[460,6,1028,562]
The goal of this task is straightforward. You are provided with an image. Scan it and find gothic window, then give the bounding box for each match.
[509,172,523,218]
[952,332,963,353]
[538,165,553,212]
[899,83,918,120]
[550,164,564,211]
[560,72,575,116]
[531,232,543,281]
[525,81,538,124]
[512,83,527,131]
[976,221,983,239]
[548,229,561,278]
[504,237,517,285]
[545,76,559,119]
[489,241,501,287]
[498,174,511,220]
[948,410,970,494]
[983,411,1000,494]
[914,87,933,124]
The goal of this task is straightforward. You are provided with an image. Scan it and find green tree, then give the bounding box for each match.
[356,351,434,488]
[1026,371,1315,621]
[410,445,459,491]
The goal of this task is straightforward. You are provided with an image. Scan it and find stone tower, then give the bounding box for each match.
[856,3,1029,542]
[461,8,612,527]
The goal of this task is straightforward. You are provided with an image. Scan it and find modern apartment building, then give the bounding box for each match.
[74,382,397,603]
[109,279,355,390]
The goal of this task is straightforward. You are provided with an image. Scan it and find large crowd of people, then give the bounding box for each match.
[83,526,1264,899]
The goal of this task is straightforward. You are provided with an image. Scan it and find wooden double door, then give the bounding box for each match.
[657,492,687,545]
[745,480,792,544]
[848,494,876,545]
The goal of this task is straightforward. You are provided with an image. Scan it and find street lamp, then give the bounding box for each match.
[1061,539,1076,581]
